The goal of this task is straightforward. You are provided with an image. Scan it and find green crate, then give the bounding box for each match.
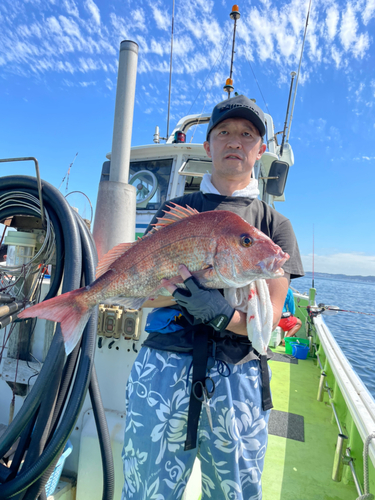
[285,337,309,355]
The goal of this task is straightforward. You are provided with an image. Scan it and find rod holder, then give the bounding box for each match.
[332,433,349,482]
[317,371,327,402]
[308,335,313,357]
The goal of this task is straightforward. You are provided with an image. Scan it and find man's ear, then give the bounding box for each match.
[257,142,267,160]
[203,141,212,158]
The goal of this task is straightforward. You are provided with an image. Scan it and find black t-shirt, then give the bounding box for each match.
[148,191,304,280]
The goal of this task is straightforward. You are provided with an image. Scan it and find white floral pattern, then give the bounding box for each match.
[122,348,270,500]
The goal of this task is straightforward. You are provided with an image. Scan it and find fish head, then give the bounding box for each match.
[213,212,290,286]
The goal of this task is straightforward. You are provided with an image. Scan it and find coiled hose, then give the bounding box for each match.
[0,175,114,500]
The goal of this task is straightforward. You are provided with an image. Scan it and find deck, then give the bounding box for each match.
[263,345,358,500]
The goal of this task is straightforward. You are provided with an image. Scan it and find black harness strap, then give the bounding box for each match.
[260,354,273,411]
[184,325,209,451]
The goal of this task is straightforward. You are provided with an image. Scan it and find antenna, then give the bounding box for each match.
[287,0,312,141]
[279,71,296,157]
[166,0,175,141]
[223,5,240,98]
[312,224,315,289]
[59,153,78,193]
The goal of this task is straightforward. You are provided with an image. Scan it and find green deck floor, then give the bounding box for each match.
[262,346,358,500]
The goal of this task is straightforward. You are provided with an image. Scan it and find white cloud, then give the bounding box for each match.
[339,4,358,52]
[132,8,147,32]
[150,39,164,56]
[151,4,170,31]
[85,0,100,25]
[363,0,375,25]
[326,5,339,39]
[62,0,79,18]
[79,80,96,86]
[301,253,375,276]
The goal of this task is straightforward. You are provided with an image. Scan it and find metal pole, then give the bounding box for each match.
[280,72,296,157]
[286,0,312,141]
[228,20,238,99]
[109,40,139,184]
[332,434,348,481]
[166,0,175,140]
[93,40,138,261]
[317,371,326,402]
[346,449,364,496]
[0,157,45,226]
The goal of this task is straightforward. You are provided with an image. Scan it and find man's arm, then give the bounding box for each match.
[225,273,290,336]
[142,296,176,309]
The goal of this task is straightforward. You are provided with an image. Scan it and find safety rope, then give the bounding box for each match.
[356,432,375,500]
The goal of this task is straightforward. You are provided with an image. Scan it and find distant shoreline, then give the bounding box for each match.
[302,272,375,284]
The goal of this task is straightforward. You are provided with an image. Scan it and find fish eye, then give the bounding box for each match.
[241,235,253,247]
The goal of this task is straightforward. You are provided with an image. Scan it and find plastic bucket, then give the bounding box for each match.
[284,337,309,355]
[291,343,309,360]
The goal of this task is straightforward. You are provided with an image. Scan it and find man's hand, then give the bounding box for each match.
[162,265,235,332]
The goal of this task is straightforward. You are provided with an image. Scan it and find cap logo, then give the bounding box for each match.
[219,103,260,117]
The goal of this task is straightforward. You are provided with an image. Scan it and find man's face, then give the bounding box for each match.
[203,117,266,182]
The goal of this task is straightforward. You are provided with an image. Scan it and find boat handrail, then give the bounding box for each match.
[167,113,211,143]
[314,315,375,466]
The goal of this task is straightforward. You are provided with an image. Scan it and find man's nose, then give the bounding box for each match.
[227,139,242,148]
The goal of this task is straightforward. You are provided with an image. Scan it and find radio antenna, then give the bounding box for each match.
[223,5,240,98]
[287,0,312,141]
[166,0,175,141]
[59,152,78,193]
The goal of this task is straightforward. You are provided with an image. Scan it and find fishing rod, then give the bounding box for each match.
[286,0,313,141]
[298,304,375,317]
[279,71,296,157]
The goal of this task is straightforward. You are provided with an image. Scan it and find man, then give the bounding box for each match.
[122,95,304,499]
[279,287,302,346]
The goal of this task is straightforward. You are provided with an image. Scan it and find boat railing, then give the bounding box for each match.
[313,315,375,469]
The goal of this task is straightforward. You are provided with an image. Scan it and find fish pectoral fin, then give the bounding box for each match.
[191,266,219,287]
[96,242,135,279]
[101,296,146,310]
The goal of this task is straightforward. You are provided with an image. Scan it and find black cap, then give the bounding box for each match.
[206,95,266,140]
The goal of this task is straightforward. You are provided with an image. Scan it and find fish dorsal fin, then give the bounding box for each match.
[149,202,199,234]
[96,242,135,278]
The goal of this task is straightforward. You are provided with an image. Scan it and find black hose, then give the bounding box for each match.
[23,210,115,500]
[0,176,89,498]
[0,176,80,459]
[0,175,114,500]
[89,366,115,500]
[73,211,114,500]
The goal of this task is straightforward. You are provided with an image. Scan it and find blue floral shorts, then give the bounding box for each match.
[122,347,271,500]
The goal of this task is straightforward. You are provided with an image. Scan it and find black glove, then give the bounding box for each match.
[172,276,235,332]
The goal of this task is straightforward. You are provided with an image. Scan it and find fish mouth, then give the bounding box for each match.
[258,252,290,277]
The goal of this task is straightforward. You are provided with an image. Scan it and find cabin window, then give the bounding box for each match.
[178,158,212,194]
[129,159,173,210]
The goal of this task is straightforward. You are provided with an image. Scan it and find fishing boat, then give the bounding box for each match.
[0,5,374,500]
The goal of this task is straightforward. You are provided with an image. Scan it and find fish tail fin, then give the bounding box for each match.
[18,288,92,355]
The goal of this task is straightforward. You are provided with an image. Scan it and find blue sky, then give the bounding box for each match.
[0,0,374,276]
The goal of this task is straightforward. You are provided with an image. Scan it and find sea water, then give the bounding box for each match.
[292,275,375,399]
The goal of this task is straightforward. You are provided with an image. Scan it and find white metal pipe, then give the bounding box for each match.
[110,40,139,183]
